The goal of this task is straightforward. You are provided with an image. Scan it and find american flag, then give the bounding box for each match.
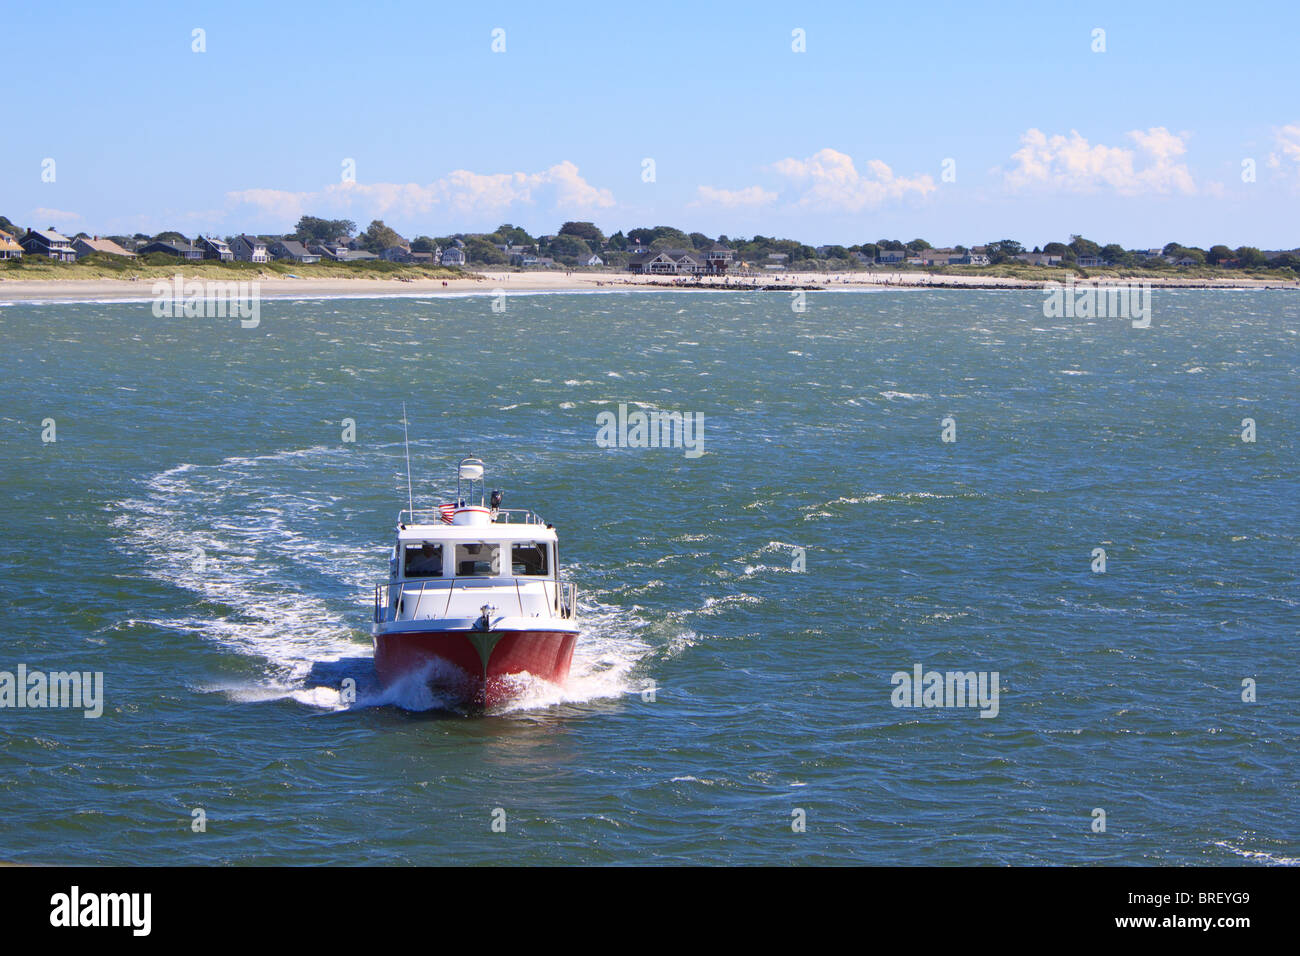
[438,503,456,524]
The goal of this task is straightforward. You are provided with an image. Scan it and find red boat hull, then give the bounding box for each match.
[374,628,577,711]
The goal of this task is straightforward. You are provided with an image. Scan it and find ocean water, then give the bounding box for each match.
[0,288,1295,865]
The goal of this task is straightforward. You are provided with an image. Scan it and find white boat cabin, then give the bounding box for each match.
[373,458,576,626]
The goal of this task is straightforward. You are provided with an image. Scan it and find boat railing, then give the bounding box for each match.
[397,507,546,526]
[558,581,578,619]
[373,576,575,623]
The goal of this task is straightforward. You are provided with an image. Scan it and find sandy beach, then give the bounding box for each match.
[1,269,1295,303]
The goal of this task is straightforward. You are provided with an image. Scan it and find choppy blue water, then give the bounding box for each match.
[0,288,1295,865]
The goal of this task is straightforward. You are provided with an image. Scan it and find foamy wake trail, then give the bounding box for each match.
[1213,841,1300,866]
[116,447,659,715]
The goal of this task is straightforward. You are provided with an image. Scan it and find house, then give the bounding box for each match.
[703,245,734,274]
[407,251,436,265]
[20,228,77,262]
[196,236,234,261]
[1170,256,1198,267]
[309,241,349,260]
[441,248,467,267]
[628,250,700,275]
[875,249,906,264]
[137,238,203,260]
[949,253,991,266]
[1075,255,1108,268]
[380,246,413,263]
[668,250,703,273]
[73,236,137,259]
[1013,253,1062,267]
[342,250,379,262]
[0,231,22,260]
[626,251,653,274]
[577,253,604,267]
[230,235,269,263]
[269,239,321,264]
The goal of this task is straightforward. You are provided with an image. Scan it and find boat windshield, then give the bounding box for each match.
[403,542,444,578]
[511,542,550,576]
[401,540,551,578]
[453,542,500,577]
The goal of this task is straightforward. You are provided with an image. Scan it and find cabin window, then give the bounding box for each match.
[403,543,444,578]
[453,542,500,577]
[511,542,549,576]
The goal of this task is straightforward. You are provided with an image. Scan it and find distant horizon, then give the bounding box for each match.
[4,2,1298,250]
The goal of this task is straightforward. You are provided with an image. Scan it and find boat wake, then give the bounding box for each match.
[115,447,658,715]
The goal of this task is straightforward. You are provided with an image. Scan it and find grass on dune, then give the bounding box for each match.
[1,252,471,282]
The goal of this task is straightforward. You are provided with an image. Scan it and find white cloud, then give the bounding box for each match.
[691,185,778,208]
[1267,123,1300,178]
[1004,127,1196,196]
[769,148,935,211]
[227,161,614,225]
[30,207,82,225]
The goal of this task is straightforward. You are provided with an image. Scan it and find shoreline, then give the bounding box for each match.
[1,270,1296,304]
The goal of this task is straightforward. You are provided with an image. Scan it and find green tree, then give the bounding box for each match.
[1101,244,1129,266]
[548,234,593,262]
[1206,245,1233,265]
[1234,246,1267,268]
[490,223,535,246]
[985,239,1024,263]
[905,238,932,252]
[628,225,692,248]
[295,216,357,242]
[1068,235,1101,258]
[464,237,506,265]
[361,220,404,253]
[559,221,605,245]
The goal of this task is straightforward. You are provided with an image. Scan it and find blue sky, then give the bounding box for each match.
[3,0,1297,248]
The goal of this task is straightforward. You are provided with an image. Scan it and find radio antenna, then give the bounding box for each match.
[402,402,414,516]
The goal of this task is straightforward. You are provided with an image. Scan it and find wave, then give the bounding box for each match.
[1213,841,1300,866]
